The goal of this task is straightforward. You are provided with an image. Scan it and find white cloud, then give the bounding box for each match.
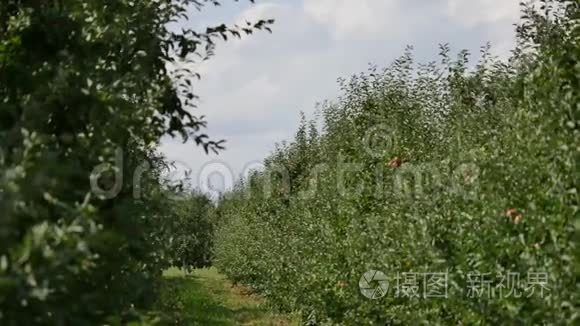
[303,0,400,39]
[445,0,521,57]
[446,0,521,27]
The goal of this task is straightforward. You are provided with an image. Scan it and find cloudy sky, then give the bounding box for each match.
[160,0,522,194]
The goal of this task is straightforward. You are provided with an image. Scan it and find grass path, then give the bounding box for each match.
[157,267,300,325]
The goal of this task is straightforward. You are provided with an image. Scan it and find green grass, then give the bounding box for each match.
[156,267,300,325]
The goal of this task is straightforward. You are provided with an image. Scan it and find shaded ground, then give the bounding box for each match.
[157,267,300,325]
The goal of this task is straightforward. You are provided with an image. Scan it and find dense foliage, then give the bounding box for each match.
[0,0,269,324]
[166,191,214,271]
[214,1,579,324]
